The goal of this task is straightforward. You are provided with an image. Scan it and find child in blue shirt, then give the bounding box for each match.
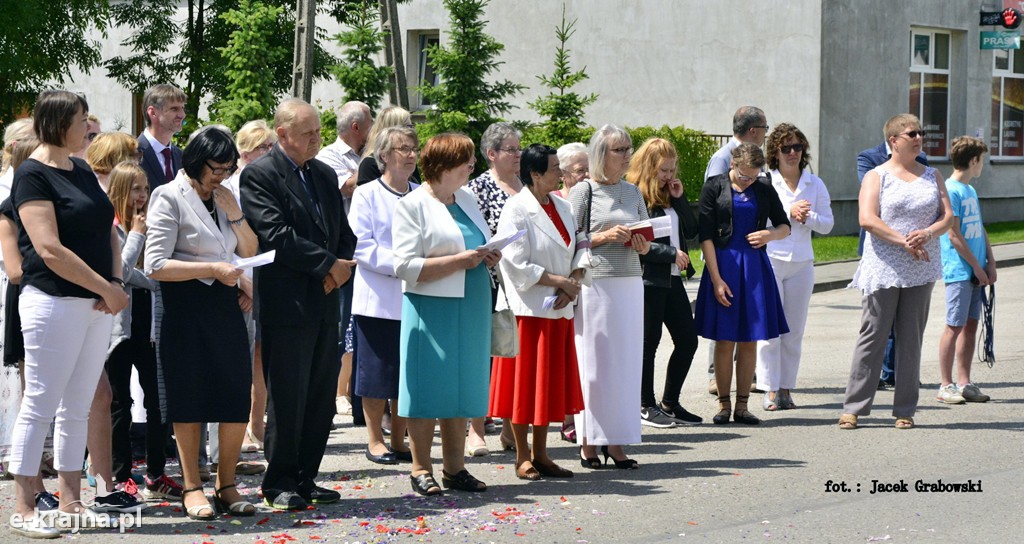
[937,136,997,404]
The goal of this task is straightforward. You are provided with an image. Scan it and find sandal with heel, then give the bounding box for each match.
[410,473,443,496]
[441,469,487,492]
[182,486,216,521]
[579,446,602,469]
[213,483,255,517]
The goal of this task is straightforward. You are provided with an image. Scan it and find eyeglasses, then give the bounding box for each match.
[780,144,804,154]
[205,161,238,176]
[87,132,99,141]
[254,143,274,153]
[753,125,770,131]
[569,167,589,176]
[394,146,418,155]
[899,130,926,139]
[498,146,522,154]
[736,173,758,183]
[610,146,633,155]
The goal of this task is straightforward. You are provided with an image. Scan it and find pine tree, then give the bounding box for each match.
[416,0,525,145]
[330,0,392,111]
[528,5,597,149]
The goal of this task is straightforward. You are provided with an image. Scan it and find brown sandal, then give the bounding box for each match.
[838,414,858,430]
[895,417,914,430]
[533,459,574,478]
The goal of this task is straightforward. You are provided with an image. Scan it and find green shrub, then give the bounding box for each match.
[626,125,718,199]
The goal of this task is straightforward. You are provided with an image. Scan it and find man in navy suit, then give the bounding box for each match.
[855,139,929,389]
[241,98,356,511]
[137,84,186,190]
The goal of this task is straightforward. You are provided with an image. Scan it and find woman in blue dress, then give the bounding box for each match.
[695,143,790,425]
[392,133,501,496]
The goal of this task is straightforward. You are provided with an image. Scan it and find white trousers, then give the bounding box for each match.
[756,258,814,391]
[8,286,112,475]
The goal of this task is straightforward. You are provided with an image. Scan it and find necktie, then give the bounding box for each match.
[298,166,322,218]
[160,148,174,182]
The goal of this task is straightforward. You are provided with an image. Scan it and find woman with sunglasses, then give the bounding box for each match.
[145,128,259,520]
[755,124,834,412]
[839,114,953,431]
[695,143,790,426]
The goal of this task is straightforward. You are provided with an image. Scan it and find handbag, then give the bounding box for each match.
[491,270,519,358]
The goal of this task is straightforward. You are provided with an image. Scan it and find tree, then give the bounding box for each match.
[330,0,392,111]
[208,0,290,131]
[416,0,524,146]
[528,5,597,149]
[0,0,109,124]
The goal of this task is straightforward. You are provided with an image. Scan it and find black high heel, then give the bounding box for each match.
[600,445,638,469]
[579,446,602,469]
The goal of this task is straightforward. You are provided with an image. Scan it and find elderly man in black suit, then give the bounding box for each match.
[240,98,356,511]
[137,84,186,189]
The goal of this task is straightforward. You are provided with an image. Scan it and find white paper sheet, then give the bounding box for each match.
[478,229,527,252]
[232,250,276,270]
[650,216,673,238]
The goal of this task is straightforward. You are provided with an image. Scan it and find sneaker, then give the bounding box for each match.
[661,403,703,425]
[93,485,148,514]
[959,383,990,403]
[483,417,497,434]
[143,473,184,501]
[640,406,677,428]
[936,384,966,404]
[335,396,352,415]
[34,491,60,512]
[708,378,718,396]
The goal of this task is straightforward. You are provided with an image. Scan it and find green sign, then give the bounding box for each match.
[981,30,1021,49]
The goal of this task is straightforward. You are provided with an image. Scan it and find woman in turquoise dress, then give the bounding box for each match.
[392,133,502,497]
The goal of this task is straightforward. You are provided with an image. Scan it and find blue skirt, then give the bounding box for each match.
[695,245,789,342]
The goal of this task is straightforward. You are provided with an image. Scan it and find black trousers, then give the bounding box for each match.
[106,289,167,482]
[641,276,699,407]
[260,319,340,494]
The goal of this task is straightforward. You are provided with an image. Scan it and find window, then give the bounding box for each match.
[909,30,950,158]
[408,30,439,109]
[991,49,1024,157]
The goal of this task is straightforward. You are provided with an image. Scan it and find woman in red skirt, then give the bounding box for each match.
[489,144,588,480]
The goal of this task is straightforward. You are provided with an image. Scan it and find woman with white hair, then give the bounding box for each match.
[556,142,588,199]
[567,124,650,470]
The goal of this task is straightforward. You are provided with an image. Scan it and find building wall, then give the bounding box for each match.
[821,0,1024,234]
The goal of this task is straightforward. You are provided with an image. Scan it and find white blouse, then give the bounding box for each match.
[766,169,834,262]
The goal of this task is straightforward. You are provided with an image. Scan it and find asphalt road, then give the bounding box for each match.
[2,265,1021,543]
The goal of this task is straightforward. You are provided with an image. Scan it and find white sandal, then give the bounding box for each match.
[242,425,263,452]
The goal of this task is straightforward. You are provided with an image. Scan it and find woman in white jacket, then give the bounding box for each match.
[489,144,587,481]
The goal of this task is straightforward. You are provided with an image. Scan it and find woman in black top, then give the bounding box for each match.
[7,90,129,537]
[627,138,702,428]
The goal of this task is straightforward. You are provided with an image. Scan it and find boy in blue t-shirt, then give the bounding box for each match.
[937,136,997,404]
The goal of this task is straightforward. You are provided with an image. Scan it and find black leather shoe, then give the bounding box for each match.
[297,481,340,504]
[264,490,307,511]
[392,449,413,463]
[365,447,398,465]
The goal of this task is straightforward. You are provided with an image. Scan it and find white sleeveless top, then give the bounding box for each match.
[849,166,943,295]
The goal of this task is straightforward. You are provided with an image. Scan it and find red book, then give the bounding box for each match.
[623,221,654,247]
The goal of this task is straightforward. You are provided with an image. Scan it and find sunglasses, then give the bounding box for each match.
[87,132,99,141]
[899,130,926,139]
[780,144,804,154]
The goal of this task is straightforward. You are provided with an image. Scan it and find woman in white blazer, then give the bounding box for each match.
[392,133,501,497]
[349,126,419,465]
[144,128,258,520]
[490,144,588,481]
[756,124,834,412]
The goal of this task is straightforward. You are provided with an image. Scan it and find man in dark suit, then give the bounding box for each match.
[855,139,929,389]
[137,84,186,190]
[240,98,356,511]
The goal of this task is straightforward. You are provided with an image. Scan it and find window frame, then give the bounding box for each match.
[909,28,952,159]
[991,48,1024,158]
[407,30,440,111]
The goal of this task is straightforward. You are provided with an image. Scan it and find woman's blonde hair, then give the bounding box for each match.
[626,138,677,210]
[2,118,34,175]
[107,162,149,234]
[235,119,276,155]
[883,113,921,141]
[87,132,139,175]
[363,106,412,159]
[10,137,40,173]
